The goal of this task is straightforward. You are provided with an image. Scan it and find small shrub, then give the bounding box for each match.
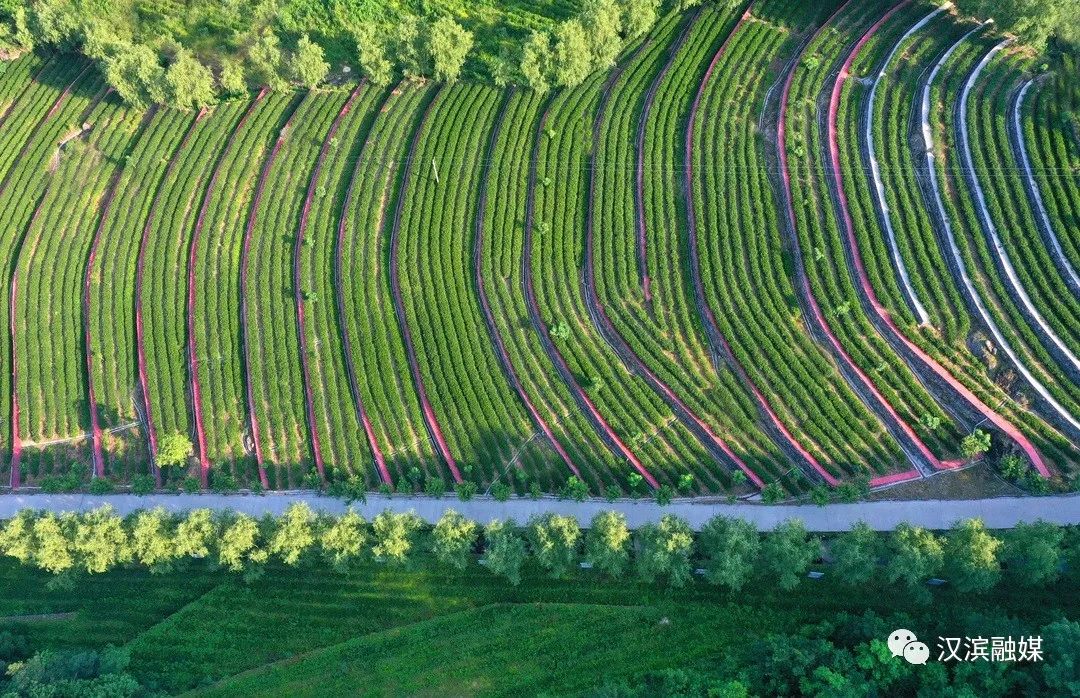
[456,481,478,502]
[677,473,694,493]
[157,432,194,468]
[302,472,322,491]
[1024,471,1051,494]
[809,486,830,507]
[491,482,512,501]
[378,482,394,497]
[211,470,238,494]
[655,484,674,506]
[130,474,155,495]
[961,429,992,458]
[424,477,446,498]
[182,476,201,494]
[327,476,366,503]
[604,484,621,502]
[88,477,115,495]
[998,454,1027,481]
[529,482,542,500]
[561,476,588,502]
[761,482,785,504]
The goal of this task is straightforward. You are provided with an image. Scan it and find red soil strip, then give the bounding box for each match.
[135,109,205,487]
[634,11,699,307]
[333,89,396,486]
[683,6,832,487]
[775,0,951,481]
[590,27,762,490]
[294,85,365,482]
[84,109,158,478]
[826,4,1050,477]
[188,88,268,488]
[386,87,462,484]
[7,66,96,489]
[473,89,582,481]
[868,469,923,487]
[523,105,658,491]
[240,95,305,490]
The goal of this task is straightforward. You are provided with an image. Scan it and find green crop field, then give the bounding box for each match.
[0,552,1076,695]
[0,0,1078,499]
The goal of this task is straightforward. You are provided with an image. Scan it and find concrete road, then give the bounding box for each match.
[2,492,1077,531]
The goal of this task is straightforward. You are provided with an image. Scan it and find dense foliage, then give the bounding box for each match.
[2,505,1076,601]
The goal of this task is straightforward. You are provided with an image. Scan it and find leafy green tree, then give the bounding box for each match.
[584,510,630,577]
[173,509,216,560]
[428,16,472,83]
[1002,521,1063,587]
[394,15,430,79]
[268,503,317,566]
[961,428,992,458]
[483,518,527,585]
[699,515,759,591]
[248,28,287,90]
[319,510,368,572]
[0,7,34,54]
[165,49,215,110]
[1039,619,1080,694]
[129,508,177,572]
[636,514,693,588]
[430,509,478,571]
[885,523,943,595]
[353,25,393,86]
[291,34,328,88]
[831,522,883,585]
[32,513,75,574]
[0,510,36,564]
[620,0,661,39]
[73,506,130,574]
[761,519,819,591]
[526,513,580,578]
[103,42,165,108]
[944,518,1002,593]
[552,20,592,88]
[579,0,622,69]
[217,514,268,572]
[218,57,246,95]
[371,510,423,565]
[953,0,1079,51]
[156,432,193,468]
[520,30,553,93]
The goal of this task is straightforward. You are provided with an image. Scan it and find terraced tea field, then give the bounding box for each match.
[1,0,1078,497]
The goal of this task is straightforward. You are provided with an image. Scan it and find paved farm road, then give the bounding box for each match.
[2,492,1077,531]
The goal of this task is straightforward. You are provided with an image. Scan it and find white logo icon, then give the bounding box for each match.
[888,629,918,657]
[888,629,928,665]
[903,641,930,665]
